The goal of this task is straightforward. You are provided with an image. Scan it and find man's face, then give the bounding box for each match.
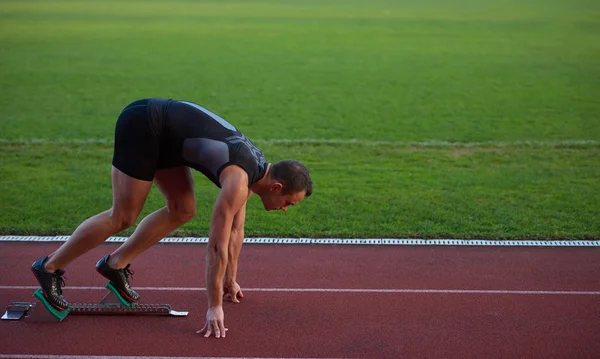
[261,184,307,212]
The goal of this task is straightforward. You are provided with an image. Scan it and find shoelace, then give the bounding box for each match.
[123,264,135,282]
[53,272,66,295]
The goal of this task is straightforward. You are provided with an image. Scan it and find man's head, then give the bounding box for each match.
[259,160,312,212]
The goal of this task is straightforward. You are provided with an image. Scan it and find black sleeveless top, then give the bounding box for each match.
[147,98,268,187]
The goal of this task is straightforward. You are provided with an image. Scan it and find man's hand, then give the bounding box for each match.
[224,282,244,303]
[197,306,228,338]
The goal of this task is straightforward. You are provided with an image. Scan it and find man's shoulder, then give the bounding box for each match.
[219,164,250,189]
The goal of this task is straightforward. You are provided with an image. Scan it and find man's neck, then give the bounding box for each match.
[249,163,271,195]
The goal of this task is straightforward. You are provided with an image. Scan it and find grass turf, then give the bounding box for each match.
[1,142,598,239]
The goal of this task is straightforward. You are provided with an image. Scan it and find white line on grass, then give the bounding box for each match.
[0,138,598,148]
[1,285,598,295]
[0,236,598,247]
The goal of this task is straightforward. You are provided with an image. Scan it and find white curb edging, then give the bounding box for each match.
[0,236,598,247]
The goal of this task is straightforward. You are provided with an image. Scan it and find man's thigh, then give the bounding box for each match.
[153,166,195,203]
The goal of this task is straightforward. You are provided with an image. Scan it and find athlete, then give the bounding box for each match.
[30,98,313,338]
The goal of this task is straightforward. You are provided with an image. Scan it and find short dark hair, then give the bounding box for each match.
[270,160,312,197]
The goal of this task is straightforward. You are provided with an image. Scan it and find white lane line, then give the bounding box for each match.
[1,286,598,295]
[0,356,348,359]
[1,236,599,247]
[1,137,598,148]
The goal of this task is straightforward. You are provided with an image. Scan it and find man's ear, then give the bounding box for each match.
[270,182,283,192]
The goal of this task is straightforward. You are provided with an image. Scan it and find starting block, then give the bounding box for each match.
[2,283,188,322]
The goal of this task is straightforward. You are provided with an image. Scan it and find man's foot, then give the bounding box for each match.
[31,256,70,310]
[95,254,140,302]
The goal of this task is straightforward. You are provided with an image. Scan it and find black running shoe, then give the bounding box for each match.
[31,256,69,310]
[95,255,140,302]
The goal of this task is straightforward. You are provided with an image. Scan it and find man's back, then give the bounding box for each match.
[155,99,268,187]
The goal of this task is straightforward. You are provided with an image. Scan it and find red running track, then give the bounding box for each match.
[0,242,599,358]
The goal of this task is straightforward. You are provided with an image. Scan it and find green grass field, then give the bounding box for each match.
[0,0,598,239]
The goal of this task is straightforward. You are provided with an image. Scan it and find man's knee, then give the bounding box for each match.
[109,209,139,231]
[167,198,196,223]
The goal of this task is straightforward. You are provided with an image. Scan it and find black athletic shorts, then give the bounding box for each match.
[112,99,179,181]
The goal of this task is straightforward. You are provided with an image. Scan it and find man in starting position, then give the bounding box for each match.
[30,98,313,338]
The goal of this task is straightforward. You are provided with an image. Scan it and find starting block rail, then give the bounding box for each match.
[2,284,188,321]
[69,302,188,316]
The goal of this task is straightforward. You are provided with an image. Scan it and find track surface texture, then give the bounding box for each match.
[1,242,599,359]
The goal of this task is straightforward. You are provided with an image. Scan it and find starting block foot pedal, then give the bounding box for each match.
[103,282,138,308]
[32,288,71,321]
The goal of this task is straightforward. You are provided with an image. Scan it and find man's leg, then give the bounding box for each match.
[31,166,152,309]
[107,166,196,269]
[43,166,153,272]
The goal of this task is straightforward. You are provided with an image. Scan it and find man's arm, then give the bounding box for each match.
[224,201,246,302]
[200,166,248,338]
